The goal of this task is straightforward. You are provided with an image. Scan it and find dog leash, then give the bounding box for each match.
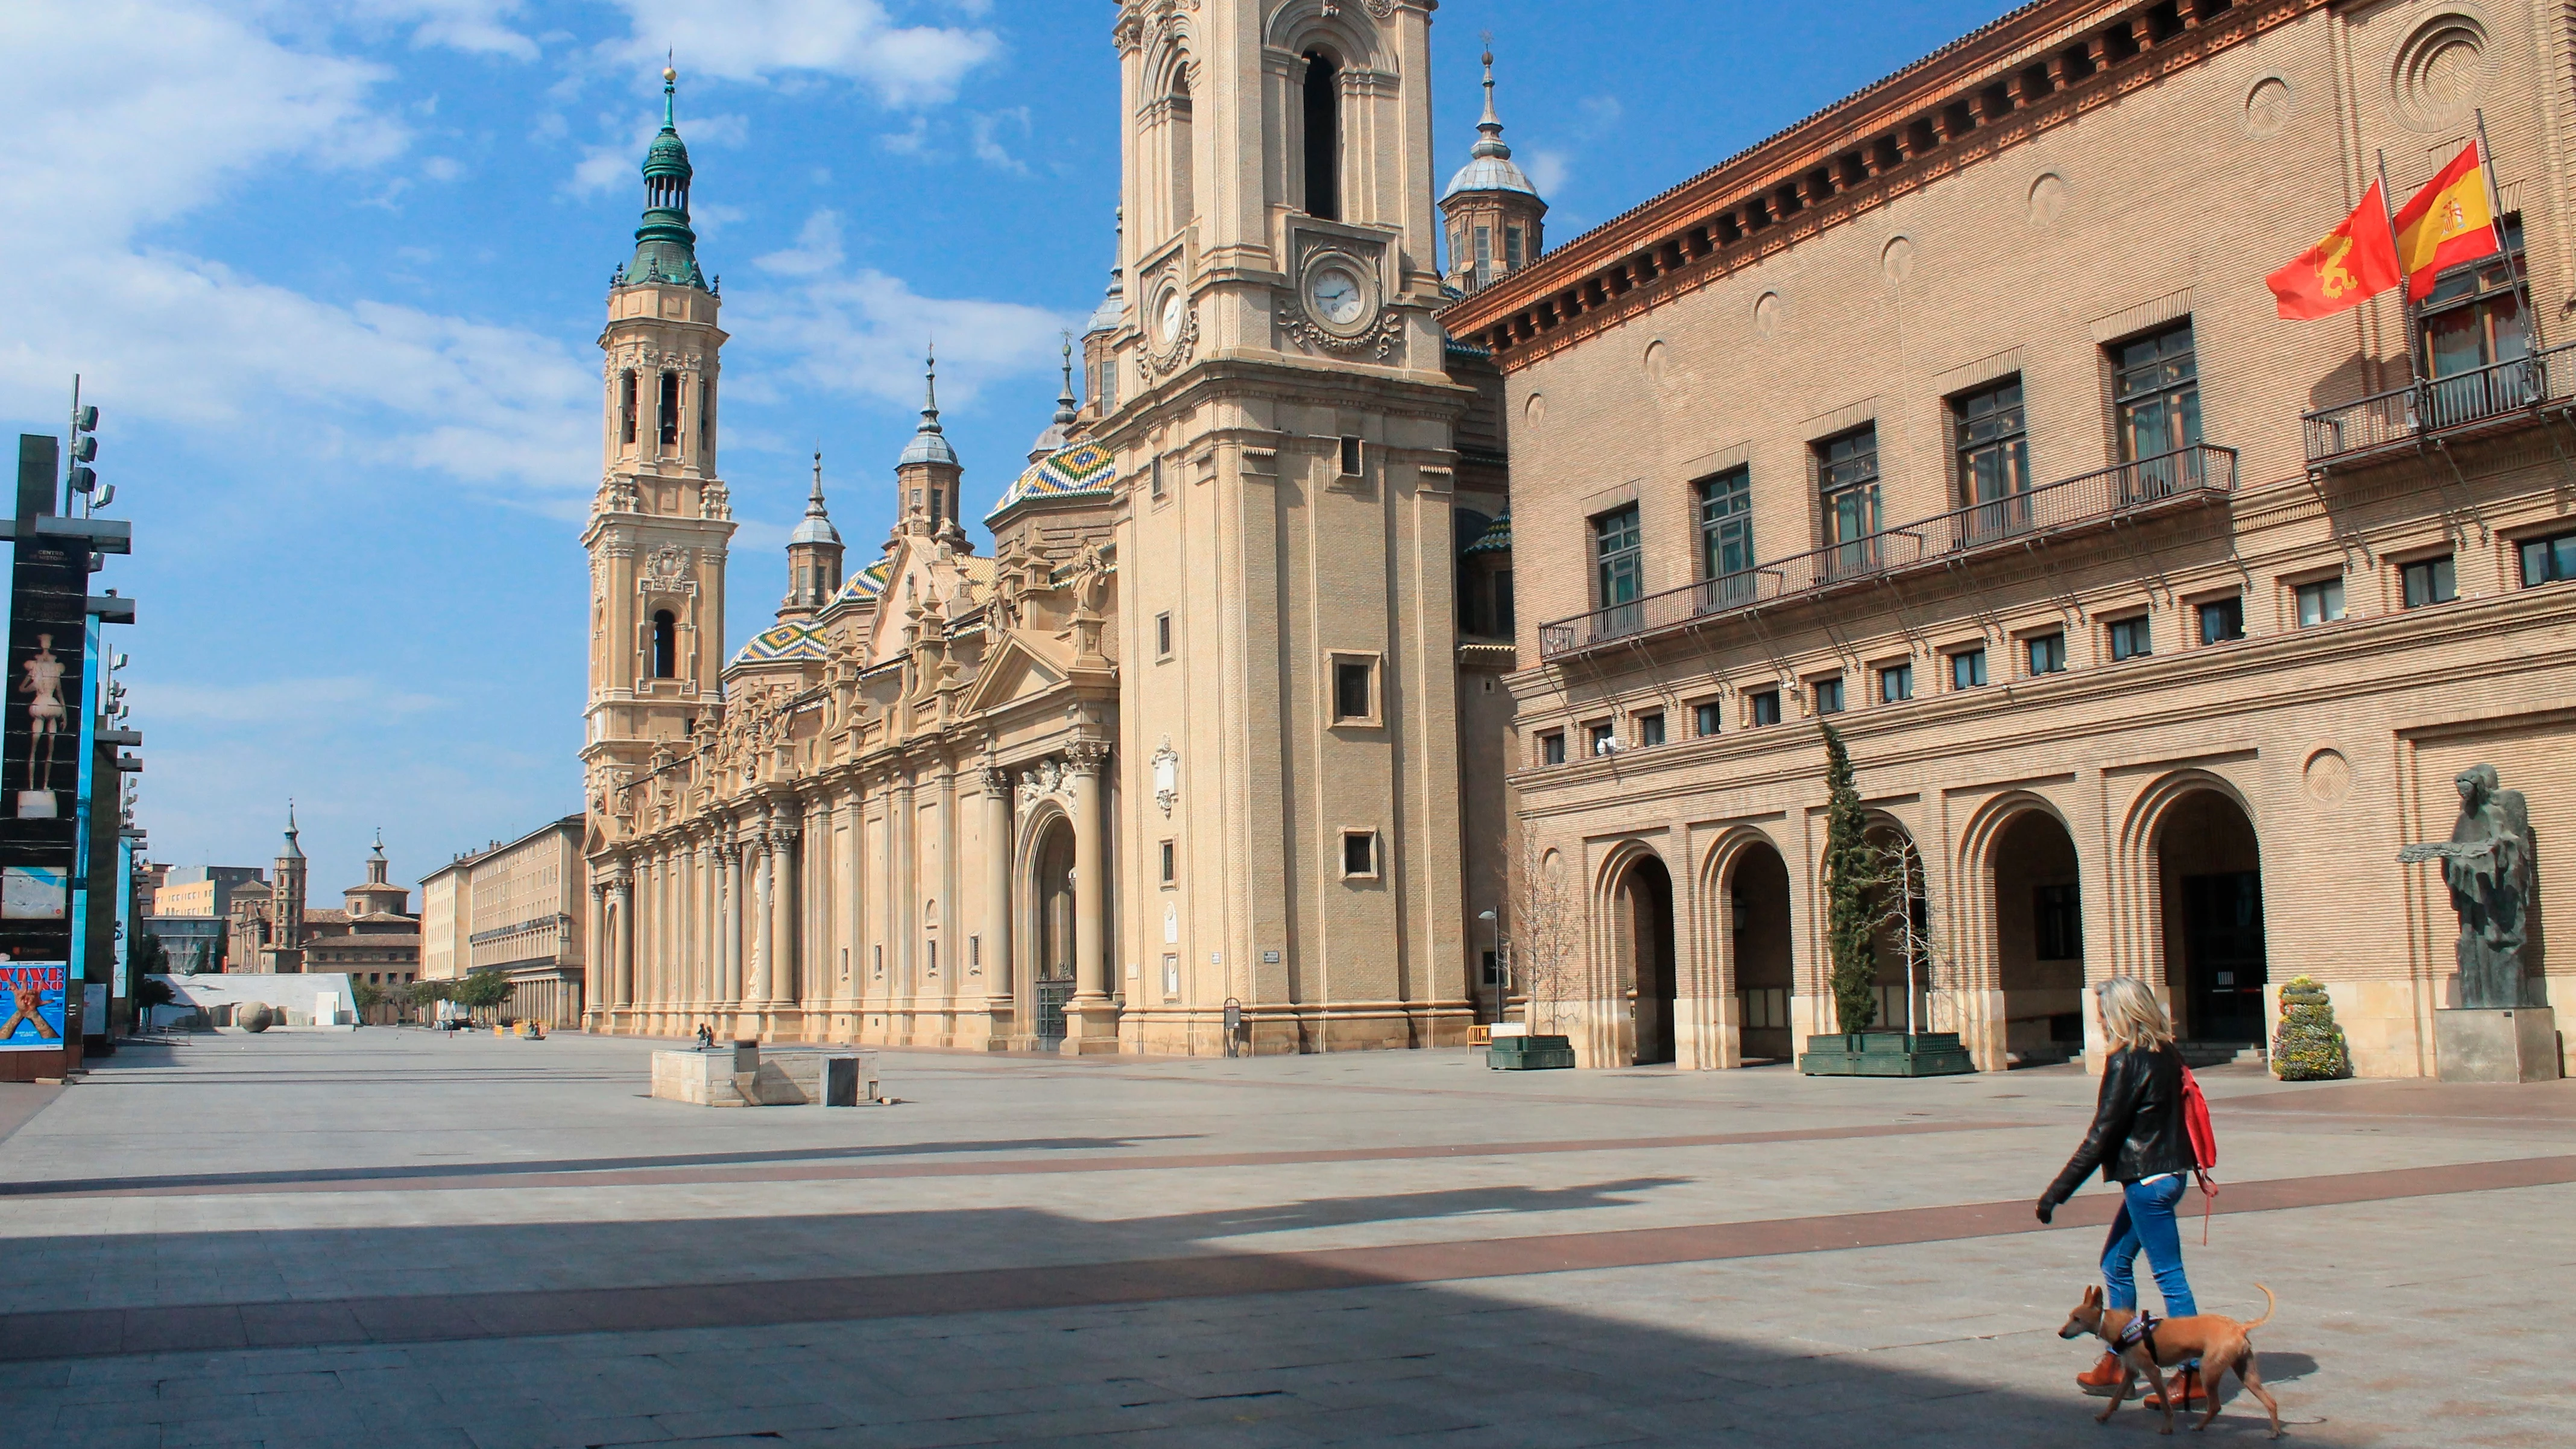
[2195,1168,2218,1246]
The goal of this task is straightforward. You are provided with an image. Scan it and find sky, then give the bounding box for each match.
[0,0,2010,896]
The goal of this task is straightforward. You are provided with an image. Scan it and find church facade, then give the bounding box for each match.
[581,4,1530,1056]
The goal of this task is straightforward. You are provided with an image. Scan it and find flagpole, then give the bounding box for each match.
[2471,108,2540,349]
[2379,151,2423,388]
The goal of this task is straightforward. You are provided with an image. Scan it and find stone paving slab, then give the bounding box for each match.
[0,1031,2570,1447]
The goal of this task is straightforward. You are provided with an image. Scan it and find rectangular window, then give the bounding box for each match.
[2401,555,2457,608]
[1163,954,1180,999]
[1749,690,1782,727]
[873,944,883,979]
[1879,663,1913,703]
[1816,426,1881,573]
[2035,883,2082,961]
[2107,615,2153,661]
[1953,377,2030,535]
[1160,840,1176,886]
[1697,467,1754,605]
[2112,322,2200,490]
[925,939,938,977]
[2198,595,2246,645]
[1155,612,1173,659]
[1541,731,1566,765]
[698,379,713,454]
[2522,531,2576,587]
[1341,831,1378,878]
[1813,677,1845,715]
[658,370,681,449]
[2026,632,2067,675]
[1149,455,1166,499]
[1333,658,1374,722]
[1593,504,1643,628]
[1635,712,1665,747]
[1949,648,1987,690]
[2294,577,2346,628]
[620,371,639,445]
[1588,722,1616,755]
[970,936,980,968]
[1474,225,1491,268]
[1693,701,1722,737]
[2421,215,2530,386]
[1339,436,1364,476]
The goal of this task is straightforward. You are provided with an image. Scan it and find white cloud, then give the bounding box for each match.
[1527,148,1572,197]
[756,210,845,276]
[601,0,999,106]
[969,107,1031,173]
[1575,95,1623,138]
[728,270,1073,412]
[569,108,748,197]
[878,116,935,158]
[145,675,444,730]
[355,0,540,60]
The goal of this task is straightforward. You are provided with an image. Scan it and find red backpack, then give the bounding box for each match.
[2180,1064,2220,1241]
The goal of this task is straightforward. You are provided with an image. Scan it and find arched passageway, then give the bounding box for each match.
[1617,855,1676,1065]
[1992,810,2086,1064]
[1866,823,1932,1032]
[2155,790,2267,1044]
[1030,818,1077,1044]
[1728,843,1795,1059]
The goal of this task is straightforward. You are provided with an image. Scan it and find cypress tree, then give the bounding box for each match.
[1821,723,1880,1034]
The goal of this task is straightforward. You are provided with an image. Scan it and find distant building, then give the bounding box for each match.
[224,811,420,992]
[419,815,586,1027]
[144,917,226,974]
[152,864,266,921]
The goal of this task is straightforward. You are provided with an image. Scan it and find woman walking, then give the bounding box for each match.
[2036,976,2208,1411]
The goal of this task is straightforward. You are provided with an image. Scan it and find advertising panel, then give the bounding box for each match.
[0,960,66,1049]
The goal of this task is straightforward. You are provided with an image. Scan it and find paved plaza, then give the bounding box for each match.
[0,1032,2569,1448]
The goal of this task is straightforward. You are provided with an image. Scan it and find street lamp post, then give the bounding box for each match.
[1476,909,1501,1026]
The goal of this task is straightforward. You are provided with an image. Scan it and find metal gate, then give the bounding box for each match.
[1035,980,1072,1041]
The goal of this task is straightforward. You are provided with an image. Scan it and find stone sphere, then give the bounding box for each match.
[238,1003,273,1033]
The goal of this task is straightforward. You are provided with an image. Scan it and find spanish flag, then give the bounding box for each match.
[2267,180,2401,319]
[2393,140,2500,300]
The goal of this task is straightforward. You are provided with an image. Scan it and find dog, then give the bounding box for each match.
[2056,1283,2282,1438]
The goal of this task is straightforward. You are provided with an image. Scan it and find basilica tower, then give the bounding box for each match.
[1100,0,1473,1051]
[580,68,734,816]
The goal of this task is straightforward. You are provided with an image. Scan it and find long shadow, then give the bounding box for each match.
[0,1134,1200,1199]
[1124,1178,1694,1239]
[0,1190,2364,1445]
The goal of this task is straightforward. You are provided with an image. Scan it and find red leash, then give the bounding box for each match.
[2196,1169,2218,1246]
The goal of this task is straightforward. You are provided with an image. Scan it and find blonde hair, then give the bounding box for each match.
[2096,976,2176,1053]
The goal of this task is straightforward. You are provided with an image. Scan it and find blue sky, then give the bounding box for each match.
[0,0,2007,895]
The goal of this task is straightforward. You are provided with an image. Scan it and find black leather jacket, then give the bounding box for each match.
[2042,1044,2197,1207]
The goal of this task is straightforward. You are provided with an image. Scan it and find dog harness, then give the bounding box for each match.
[2115,1310,2161,1362]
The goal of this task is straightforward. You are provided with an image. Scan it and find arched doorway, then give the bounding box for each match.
[1990,809,2086,1064]
[1616,854,1676,1065]
[1865,822,1933,1033]
[2155,789,2267,1045]
[1029,817,1077,1045]
[1728,841,1795,1060]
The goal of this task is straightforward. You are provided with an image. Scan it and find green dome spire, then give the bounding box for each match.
[620,63,707,292]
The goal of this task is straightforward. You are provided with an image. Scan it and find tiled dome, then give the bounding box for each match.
[987,441,1117,522]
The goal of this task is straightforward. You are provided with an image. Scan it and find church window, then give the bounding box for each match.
[1339,436,1363,476]
[1340,830,1378,879]
[620,371,638,445]
[1331,655,1378,725]
[651,610,677,679]
[1302,51,1342,219]
[1474,226,1492,271]
[1167,66,1195,230]
[1155,612,1173,659]
[698,379,713,455]
[657,371,680,449]
[1505,227,1524,270]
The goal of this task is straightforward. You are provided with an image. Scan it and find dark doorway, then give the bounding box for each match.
[2182,873,2267,1042]
[1623,857,1676,1065]
[1033,821,1076,1044]
[1990,810,2086,1063]
[1731,843,1795,1061]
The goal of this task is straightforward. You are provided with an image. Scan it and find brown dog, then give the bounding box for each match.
[2056,1283,2282,1438]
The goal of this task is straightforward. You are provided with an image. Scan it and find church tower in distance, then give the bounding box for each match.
[581,67,734,829]
[1100,0,1472,1050]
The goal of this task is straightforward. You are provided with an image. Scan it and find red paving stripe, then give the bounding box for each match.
[2,1151,2570,1363]
[0,1119,2038,1201]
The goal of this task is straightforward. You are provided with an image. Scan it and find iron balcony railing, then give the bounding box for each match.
[1538,444,2237,660]
[2302,339,2576,466]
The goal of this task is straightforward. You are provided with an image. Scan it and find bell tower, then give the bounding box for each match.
[1100,0,1472,1052]
[581,66,734,812]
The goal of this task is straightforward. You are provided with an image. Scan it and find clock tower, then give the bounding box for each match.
[1099,0,1472,1053]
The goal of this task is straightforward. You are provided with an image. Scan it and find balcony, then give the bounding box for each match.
[1538,444,2237,661]
[2303,340,2576,467]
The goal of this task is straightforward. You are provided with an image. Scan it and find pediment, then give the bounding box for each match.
[962,630,1075,716]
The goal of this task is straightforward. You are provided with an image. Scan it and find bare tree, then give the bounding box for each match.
[1510,821,1582,1036]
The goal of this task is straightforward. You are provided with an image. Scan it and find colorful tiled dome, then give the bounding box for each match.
[829,558,892,609]
[988,442,1117,522]
[728,620,830,669]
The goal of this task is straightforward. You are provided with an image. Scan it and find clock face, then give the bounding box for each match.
[1158,289,1187,344]
[1309,267,1365,326]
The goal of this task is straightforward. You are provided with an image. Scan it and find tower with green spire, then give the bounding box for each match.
[621,66,707,291]
[582,65,736,994]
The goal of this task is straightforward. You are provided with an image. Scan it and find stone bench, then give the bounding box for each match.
[650,1043,880,1107]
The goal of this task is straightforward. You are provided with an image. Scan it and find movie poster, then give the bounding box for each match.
[0,961,67,1050]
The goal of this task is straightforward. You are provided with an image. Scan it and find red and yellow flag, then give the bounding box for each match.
[2393,140,2499,300]
[2267,180,2401,319]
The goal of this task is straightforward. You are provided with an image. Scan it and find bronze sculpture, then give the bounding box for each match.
[2398,765,2534,1009]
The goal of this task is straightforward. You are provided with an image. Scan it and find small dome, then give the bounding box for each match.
[729,620,831,670]
[1085,279,1125,337]
[645,128,693,182]
[1444,153,1539,201]
[988,441,1117,522]
[899,429,959,468]
[789,513,841,546]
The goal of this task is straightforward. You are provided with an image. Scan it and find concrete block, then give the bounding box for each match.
[2434,1007,2561,1083]
[650,1046,877,1106]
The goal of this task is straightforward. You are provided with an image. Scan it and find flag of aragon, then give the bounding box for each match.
[2393,140,2500,300]
[2266,180,2402,320]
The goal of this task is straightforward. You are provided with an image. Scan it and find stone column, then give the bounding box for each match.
[612,871,635,1020]
[1065,740,1118,1052]
[587,882,609,1023]
[677,841,696,1012]
[837,792,859,1006]
[748,826,774,1009]
[771,807,801,1008]
[723,831,743,1009]
[981,763,1013,1014]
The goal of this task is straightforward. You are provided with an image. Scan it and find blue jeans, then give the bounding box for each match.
[2101,1173,2197,1319]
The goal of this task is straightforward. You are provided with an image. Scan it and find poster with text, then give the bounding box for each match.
[0,962,67,1049]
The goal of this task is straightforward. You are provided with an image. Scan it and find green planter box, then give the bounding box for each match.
[1489,1034,1575,1070]
[1799,1031,1976,1077]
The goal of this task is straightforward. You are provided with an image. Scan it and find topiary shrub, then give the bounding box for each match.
[2271,976,2348,1080]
